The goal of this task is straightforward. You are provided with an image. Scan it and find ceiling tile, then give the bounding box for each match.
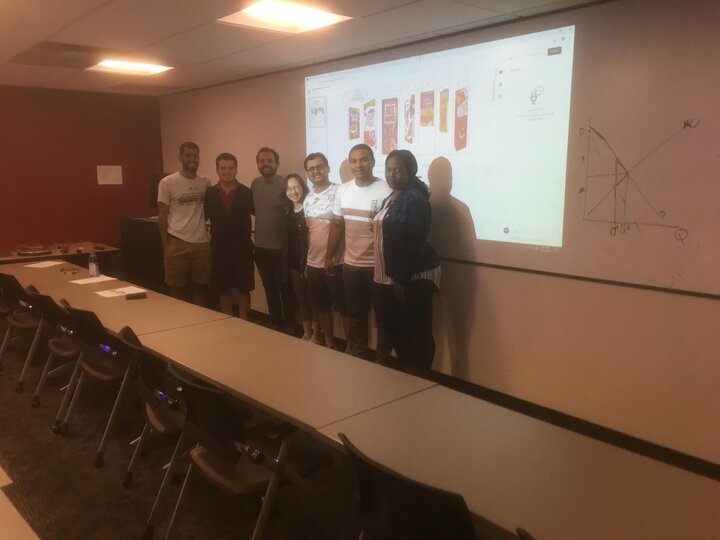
[139,21,283,67]
[0,63,76,88]
[0,0,110,63]
[51,0,248,51]
[431,13,518,36]
[40,69,135,92]
[512,0,596,17]
[457,0,591,15]
[10,41,113,70]
[305,0,417,18]
[132,57,256,91]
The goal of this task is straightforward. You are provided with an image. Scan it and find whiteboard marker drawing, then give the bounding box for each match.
[580,120,691,243]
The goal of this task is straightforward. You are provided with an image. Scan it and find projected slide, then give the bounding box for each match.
[305,26,575,248]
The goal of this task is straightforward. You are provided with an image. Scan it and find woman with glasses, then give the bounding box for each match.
[373,149,440,374]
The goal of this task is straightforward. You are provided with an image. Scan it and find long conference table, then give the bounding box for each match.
[3,261,719,539]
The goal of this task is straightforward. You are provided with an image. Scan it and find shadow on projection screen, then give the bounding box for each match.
[305,26,575,261]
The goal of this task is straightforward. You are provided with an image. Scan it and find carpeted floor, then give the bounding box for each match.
[0,326,360,540]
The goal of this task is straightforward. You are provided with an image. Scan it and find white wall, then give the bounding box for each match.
[159,0,720,463]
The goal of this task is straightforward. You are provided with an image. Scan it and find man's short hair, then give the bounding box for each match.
[216,152,237,168]
[179,141,199,155]
[349,143,374,161]
[304,152,329,170]
[256,146,280,163]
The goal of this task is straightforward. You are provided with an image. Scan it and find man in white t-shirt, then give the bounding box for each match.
[326,144,392,361]
[157,141,211,305]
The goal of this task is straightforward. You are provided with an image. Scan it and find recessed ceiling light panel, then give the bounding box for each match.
[219,1,351,34]
[87,60,172,75]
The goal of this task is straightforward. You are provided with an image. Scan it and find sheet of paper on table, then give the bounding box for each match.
[71,275,117,285]
[95,286,146,298]
[24,260,65,268]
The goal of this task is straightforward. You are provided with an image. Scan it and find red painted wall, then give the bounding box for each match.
[0,86,163,250]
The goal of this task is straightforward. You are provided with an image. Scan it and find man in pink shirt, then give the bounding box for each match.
[325,144,391,361]
[303,152,350,350]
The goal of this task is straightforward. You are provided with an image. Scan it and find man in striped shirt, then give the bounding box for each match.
[325,144,392,361]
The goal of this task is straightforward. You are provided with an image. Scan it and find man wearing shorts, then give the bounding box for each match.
[157,141,211,305]
[303,152,349,350]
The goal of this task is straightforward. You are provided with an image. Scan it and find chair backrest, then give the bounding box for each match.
[516,528,536,540]
[168,364,252,462]
[118,326,175,409]
[65,305,126,358]
[25,289,70,327]
[338,432,476,540]
[0,273,30,307]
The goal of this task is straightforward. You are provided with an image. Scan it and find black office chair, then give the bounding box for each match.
[0,272,19,317]
[143,364,300,540]
[52,306,140,468]
[0,273,41,378]
[338,432,477,540]
[20,289,80,405]
[120,329,186,489]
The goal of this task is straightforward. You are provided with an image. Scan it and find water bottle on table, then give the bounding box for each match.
[88,252,100,277]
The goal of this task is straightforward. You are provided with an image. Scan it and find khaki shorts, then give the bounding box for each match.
[164,237,211,287]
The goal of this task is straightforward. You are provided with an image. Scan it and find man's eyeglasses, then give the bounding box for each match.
[306,165,326,173]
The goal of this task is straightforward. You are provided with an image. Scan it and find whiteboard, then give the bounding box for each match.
[429,0,720,296]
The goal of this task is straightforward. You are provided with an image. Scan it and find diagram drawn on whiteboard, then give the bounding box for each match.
[578,119,696,244]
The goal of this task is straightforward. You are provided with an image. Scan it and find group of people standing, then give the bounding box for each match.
[157,141,439,374]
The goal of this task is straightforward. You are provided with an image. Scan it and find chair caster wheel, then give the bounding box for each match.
[31,396,40,408]
[15,381,24,393]
[122,472,133,488]
[51,421,61,434]
[94,453,104,468]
